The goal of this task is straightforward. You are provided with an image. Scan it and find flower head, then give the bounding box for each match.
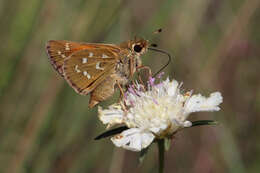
[98,77,223,151]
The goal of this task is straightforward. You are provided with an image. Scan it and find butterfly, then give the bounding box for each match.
[46,38,150,108]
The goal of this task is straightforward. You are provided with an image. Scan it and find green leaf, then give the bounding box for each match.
[191,120,219,127]
[164,138,171,151]
[94,126,128,140]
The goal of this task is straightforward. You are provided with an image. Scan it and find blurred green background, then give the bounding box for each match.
[0,0,259,172]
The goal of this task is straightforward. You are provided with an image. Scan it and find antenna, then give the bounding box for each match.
[147,28,172,77]
[153,28,162,34]
[148,47,172,77]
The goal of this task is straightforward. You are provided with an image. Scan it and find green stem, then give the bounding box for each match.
[157,139,165,173]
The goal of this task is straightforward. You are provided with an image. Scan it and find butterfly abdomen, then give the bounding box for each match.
[89,75,120,108]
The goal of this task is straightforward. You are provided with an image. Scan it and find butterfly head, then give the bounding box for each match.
[131,37,149,55]
[120,37,148,55]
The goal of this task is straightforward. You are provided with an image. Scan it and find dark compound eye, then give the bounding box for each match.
[133,44,143,53]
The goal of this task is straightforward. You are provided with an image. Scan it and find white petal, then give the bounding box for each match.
[149,123,168,134]
[183,121,192,127]
[184,92,223,114]
[98,104,124,128]
[166,79,179,96]
[111,128,155,152]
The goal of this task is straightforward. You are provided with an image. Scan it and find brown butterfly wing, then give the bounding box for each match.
[46,40,113,77]
[46,40,86,76]
[63,48,119,95]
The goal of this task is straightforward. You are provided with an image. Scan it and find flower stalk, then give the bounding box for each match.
[158,139,165,173]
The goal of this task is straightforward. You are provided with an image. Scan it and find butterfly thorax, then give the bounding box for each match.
[114,38,149,84]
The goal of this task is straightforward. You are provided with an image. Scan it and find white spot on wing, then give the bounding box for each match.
[89,52,93,57]
[58,51,61,55]
[102,54,109,58]
[65,43,70,51]
[82,58,88,64]
[75,65,81,73]
[83,71,91,79]
[96,62,104,70]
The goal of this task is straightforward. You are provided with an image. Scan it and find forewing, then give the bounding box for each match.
[46,40,90,76]
[63,48,118,95]
[46,40,121,77]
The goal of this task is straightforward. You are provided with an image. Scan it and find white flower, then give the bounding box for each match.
[98,78,223,152]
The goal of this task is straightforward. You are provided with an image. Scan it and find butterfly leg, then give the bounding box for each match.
[137,65,152,77]
[115,81,128,112]
[137,71,145,87]
[136,65,152,89]
[117,81,124,97]
[116,80,127,105]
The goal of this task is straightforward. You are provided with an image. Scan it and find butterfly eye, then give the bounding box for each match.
[133,44,143,53]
